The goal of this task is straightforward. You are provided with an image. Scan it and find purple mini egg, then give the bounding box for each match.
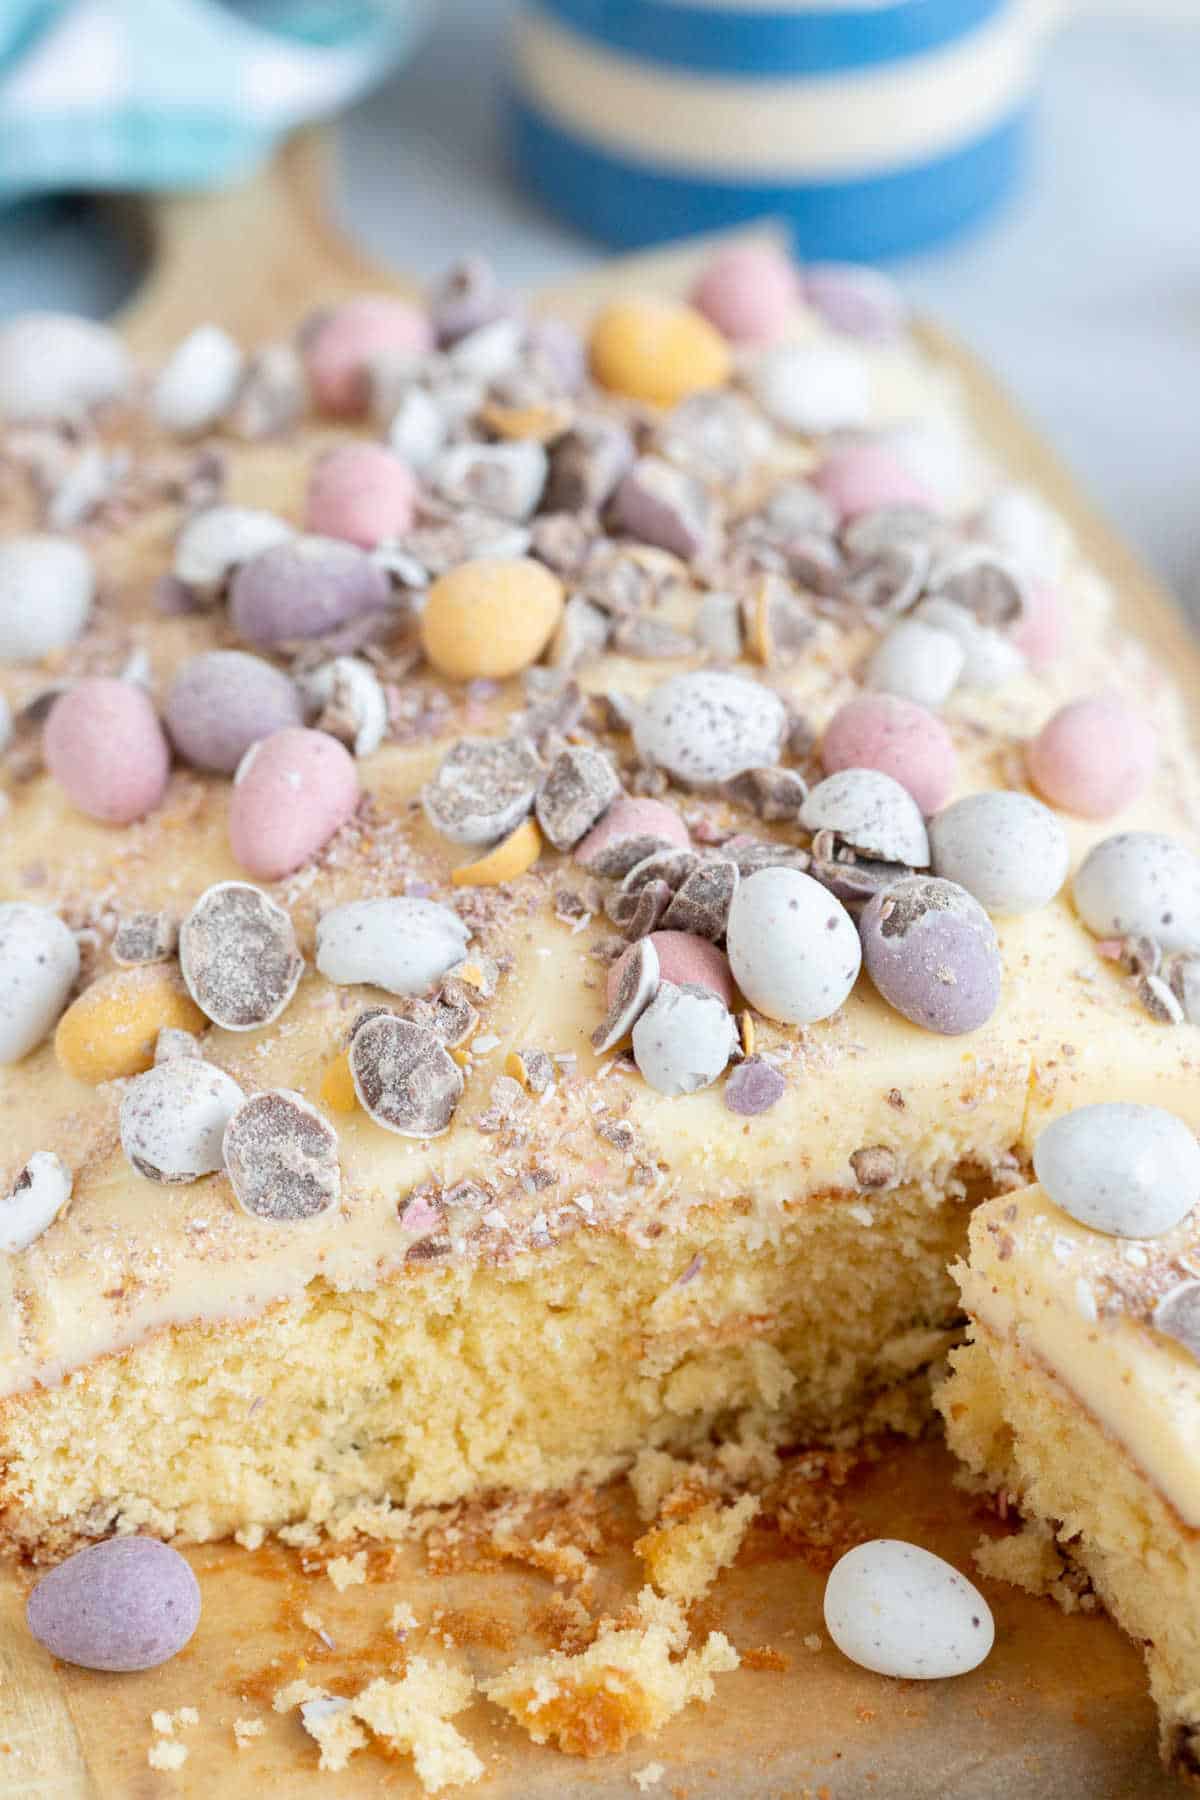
[165,650,303,775]
[27,1537,200,1672]
[860,875,1001,1035]
[229,536,390,648]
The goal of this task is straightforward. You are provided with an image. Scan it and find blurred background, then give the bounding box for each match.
[0,0,1197,611]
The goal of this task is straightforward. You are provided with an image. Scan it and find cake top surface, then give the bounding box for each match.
[1,247,1198,1392]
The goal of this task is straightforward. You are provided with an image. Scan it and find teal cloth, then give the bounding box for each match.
[0,0,429,206]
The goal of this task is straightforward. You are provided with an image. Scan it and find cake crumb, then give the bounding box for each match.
[803,1634,824,1652]
[151,1706,199,1736]
[632,1762,665,1790]
[150,1711,173,1736]
[147,1741,188,1771]
[233,1718,265,1750]
[273,1678,326,1713]
[327,1549,368,1591]
[391,1601,419,1634]
[350,1658,482,1793]
[300,1695,368,1774]
[483,1587,738,1757]
[973,1520,1095,1614]
[635,1494,758,1603]
[235,1523,266,1550]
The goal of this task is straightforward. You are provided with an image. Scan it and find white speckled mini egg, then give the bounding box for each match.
[750,341,871,436]
[0,534,94,662]
[865,618,965,709]
[633,671,787,788]
[929,791,1069,915]
[1033,1103,1200,1238]
[824,1539,994,1680]
[726,867,861,1026]
[316,897,470,997]
[631,981,737,1097]
[1072,832,1200,954]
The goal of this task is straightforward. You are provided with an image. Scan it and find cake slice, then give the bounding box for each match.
[939,1183,1200,1781]
[1,247,1198,1561]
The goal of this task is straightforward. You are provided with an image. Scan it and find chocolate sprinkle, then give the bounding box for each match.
[224,1090,341,1222]
[349,1012,464,1137]
[179,882,303,1031]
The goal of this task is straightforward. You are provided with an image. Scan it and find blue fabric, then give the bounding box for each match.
[508,90,1031,260]
[531,0,1009,77]
[0,0,430,207]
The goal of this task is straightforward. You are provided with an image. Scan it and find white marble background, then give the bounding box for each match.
[1,5,1197,618]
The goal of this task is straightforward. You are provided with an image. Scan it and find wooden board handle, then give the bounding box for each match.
[115,130,416,352]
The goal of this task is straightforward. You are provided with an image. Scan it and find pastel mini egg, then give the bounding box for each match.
[0,1152,73,1253]
[690,243,798,345]
[1027,693,1156,819]
[165,649,303,775]
[303,296,434,417]
[631,981,738,1097]
[420,557,564,681]
[726,867,861,1026]
[803,265,907,342]
[229,727,359,881]
[928,791,1069,915]
[1072,832,1200,954]
[865,619,965,710]
[0,535,94,662]
[633,671,787,789]
[860,875,1001,1035]
[824,1540,994,1679]
[173,505,293,598]
[589,298,732,408]
[43,677,170,825]
[229,536,391,647]
[814,445,934,524]
[0,312,131,422]
[608,931,735,1012]
[151,324,243,436]
[120,1059,245,1184]
[55,966,207,1085]
[800,769,930,867]
[305,442,418,548]
[574,796,691,872]
[316,897,470,996]
[0,903,79,1063]
[821,694,957,816]
[1010,578,1065,672]
[1034,1103,1200,1238]
[27,1538,200,1673]
[750,341,870,437]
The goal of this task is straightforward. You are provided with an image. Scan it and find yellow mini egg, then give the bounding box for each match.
[55,966,206,1085]
[421,558,564,681]
[451,816,542,887]
[320,1050,359,1114]
[589,297,732,407]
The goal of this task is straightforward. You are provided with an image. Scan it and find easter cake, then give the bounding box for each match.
[938,1110,1200,1782]
[0,243,1198,1571]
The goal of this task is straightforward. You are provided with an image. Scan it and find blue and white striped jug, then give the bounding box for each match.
[508,1,1050,258]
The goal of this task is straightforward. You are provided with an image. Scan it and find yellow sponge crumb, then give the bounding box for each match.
[635,1494,759,1603]
[147,1740,188,1771]
[233,1718,265,1750]
[351,1659,482,1793]
[326,1549,367,1591]
[483,1587,738,1757]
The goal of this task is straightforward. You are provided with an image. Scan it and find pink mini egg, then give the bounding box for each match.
[690,243,799,345]
[803,264,906,342]
[1027,694,1156,819]
[607,931,736,1012]
[229,727,359,880]
[821,693,957,816]
[303,297,433,418]
[43,677,170,825]
[574,796,691,868]
[1011,578,1065,672]
[814,445,936,524]
[304,443,418,549]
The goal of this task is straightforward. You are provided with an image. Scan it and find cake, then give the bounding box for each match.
[1,244,1198,1585]
[939,1182,1200,1781]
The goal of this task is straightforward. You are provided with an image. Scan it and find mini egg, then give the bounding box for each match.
[821,694,957,816]
[865,619,965,710]
[229,728,359,880]
[1027,693,1156,819]
[0,904,80,1063]
[43,677,171,824]
[0,535,94,663]
[928,791,1069,915]
[690,242,798,344]
[151,324,243,436]
[304,442,418,549]
[633,671,787,789]
[1034,1104,1200,1238]
[421,557,564,681]
[814,444,933,524]
[631,981,738,1097]
[303,296,434,417]
[120,1059,245,1184]
[173,505,293,598]
[726,867,861,1026]
[165,650,304,774]
[803,265,906,342]
[1072,832,1200,954]
[824,1540,994,1679]
[0,1152,73,1253]
[27,1538,200,1673]
[0,312,131,422]
[860,875,1001,1035]
[607,931,735,1012]
[800,769,930,867]
[912,596,1025,691]
[229,536,390,648]
[315,897,470,996]
[750,341,870,436]
[589,298,732,407]
[574,796,691,872]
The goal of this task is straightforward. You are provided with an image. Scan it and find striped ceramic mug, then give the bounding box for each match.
[508,0,1048,258]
